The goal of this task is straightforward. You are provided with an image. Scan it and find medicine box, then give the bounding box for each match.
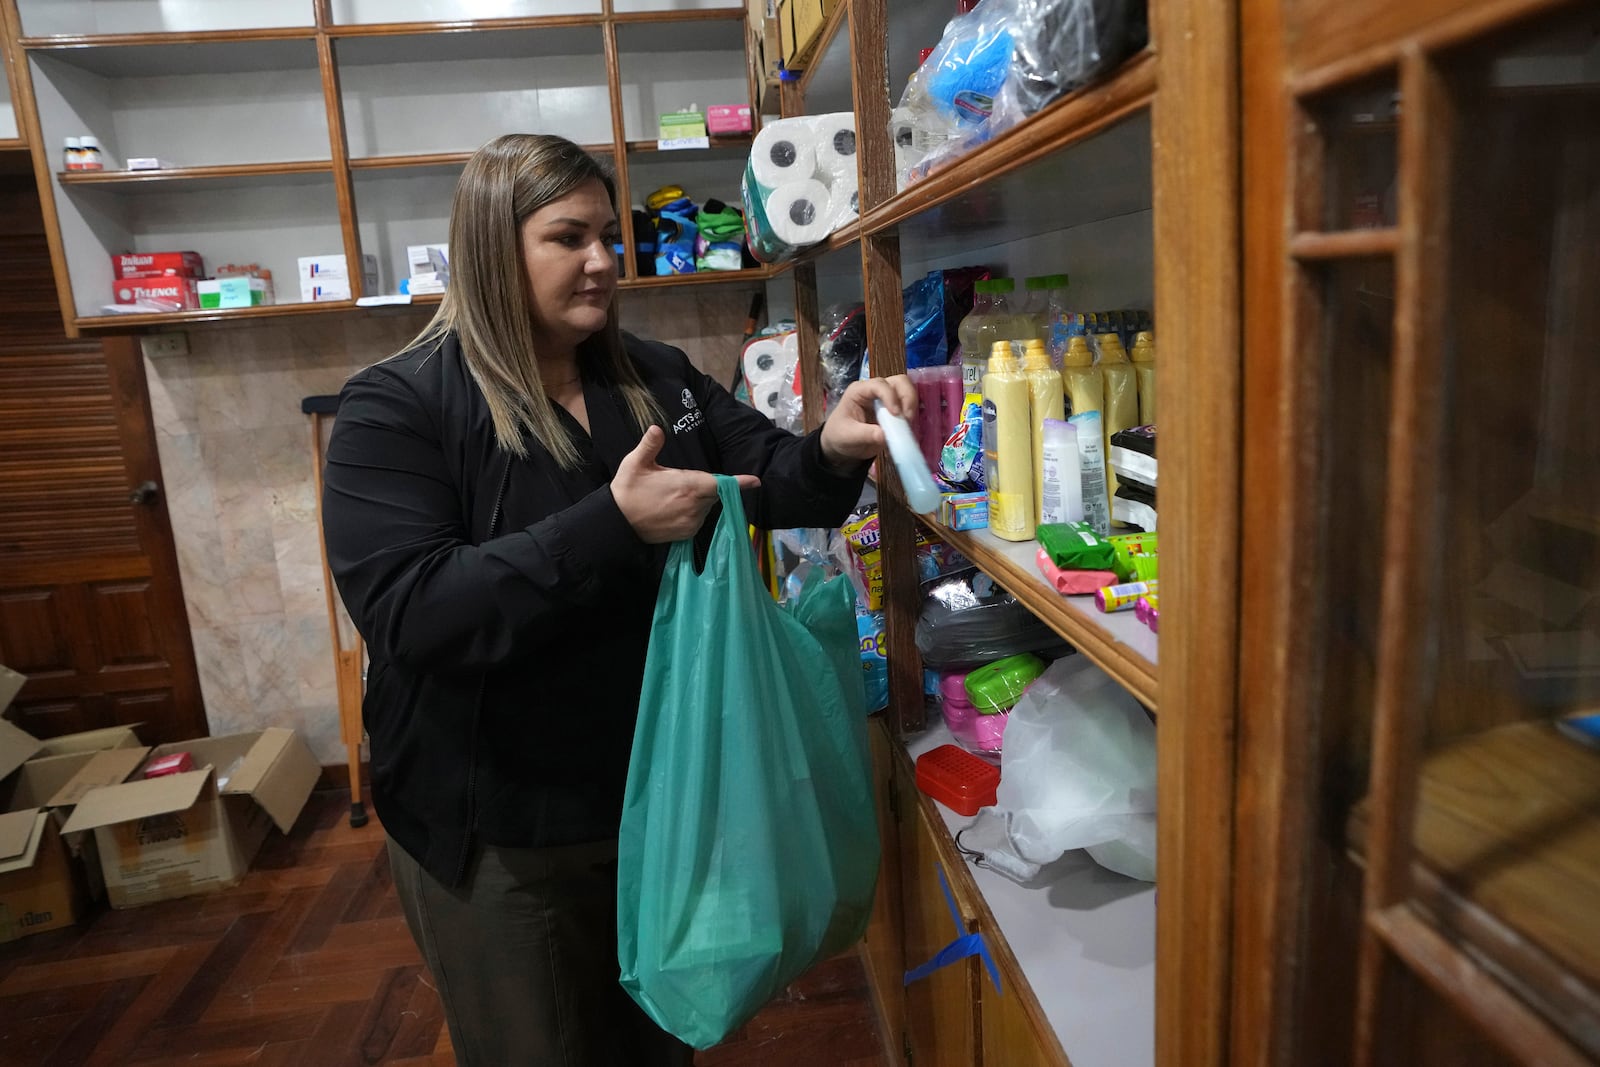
[113,277,200,311]
[706,105,753,135]
[197,277,267,309]
[112,251,204,279]
[658,111,708,141]
[941,492,989,531]
[297,254,379,302]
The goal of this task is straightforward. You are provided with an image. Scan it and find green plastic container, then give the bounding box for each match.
[964,653,1047,714]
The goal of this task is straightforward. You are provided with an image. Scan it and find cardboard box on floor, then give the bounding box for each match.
[61,728,320,909]
[0,665,150,942]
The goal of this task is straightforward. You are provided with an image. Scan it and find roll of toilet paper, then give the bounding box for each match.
[811,112,858,181]
[742,337,788,387]
[750,119,818,190]
[762,179,834,247]
[827,176,859,223]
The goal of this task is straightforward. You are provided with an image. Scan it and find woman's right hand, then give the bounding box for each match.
[612,426,760,544]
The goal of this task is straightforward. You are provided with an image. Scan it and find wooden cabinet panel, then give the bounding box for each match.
[7,696,96,738]
[0,587,74,675]
[861,717,905,1063]
[86,580,163,669]
[980,969,1056,1067]
[107,688,179,732]
[897,768,976,1067]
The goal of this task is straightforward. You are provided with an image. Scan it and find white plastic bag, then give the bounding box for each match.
[993,656,1157,881]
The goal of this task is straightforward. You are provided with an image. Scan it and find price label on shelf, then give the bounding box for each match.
[656,137,711,151]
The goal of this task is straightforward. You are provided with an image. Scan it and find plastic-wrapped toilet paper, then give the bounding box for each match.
[741,332,798,419]
[812,113,858,180]
[764,179,834,246]
[749,122,817,188]
[828,177,859,221]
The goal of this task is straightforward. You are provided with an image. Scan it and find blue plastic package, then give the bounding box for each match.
[857,605,888,712]
[902,271,948,369]
[925,25,1014,127]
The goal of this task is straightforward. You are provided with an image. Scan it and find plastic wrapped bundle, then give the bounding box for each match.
[742,113,860,263]
[893,0,1148,189]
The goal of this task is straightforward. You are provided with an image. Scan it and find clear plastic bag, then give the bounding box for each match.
[893,0,1148,189]
[991,656,1157,881]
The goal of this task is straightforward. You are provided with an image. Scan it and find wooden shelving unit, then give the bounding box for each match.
[0,0,763,334]
[767,2,1234,1065]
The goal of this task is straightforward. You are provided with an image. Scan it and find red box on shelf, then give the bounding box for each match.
[111,251,205,280]
[112,277,200,311]
[142,751,194,779]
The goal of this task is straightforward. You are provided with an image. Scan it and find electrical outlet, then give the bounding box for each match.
[140,332,190,359]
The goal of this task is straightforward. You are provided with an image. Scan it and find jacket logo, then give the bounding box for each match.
[673,389,704,434]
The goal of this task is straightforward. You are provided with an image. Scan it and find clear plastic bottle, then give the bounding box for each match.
[959,279,1024,391]
[958,280,997,391]
[1041,274,1072,365]
[1020,276,1052,341]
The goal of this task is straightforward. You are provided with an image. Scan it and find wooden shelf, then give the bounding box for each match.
[611,7,746,24]
[861,50,1157,239]
[1349,720,1600,1058]
[624,136,754,155]
[620,267,771,289]
[764,216,863,277]
[20,28,316,49]
[56,160,334,185]
[74,300,370,332]
[917,516,1159,711]
[900,719,1156,1067]
[349,144,615,171]
[323,14,604,38]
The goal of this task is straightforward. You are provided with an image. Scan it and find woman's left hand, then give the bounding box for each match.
[819,375,919,471]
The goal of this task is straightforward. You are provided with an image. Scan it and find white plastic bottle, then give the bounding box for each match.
[78,135,105,171]
[63,137,82,172]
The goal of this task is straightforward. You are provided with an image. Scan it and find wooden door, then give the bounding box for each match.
[1237,0,1598,1063]
[0,159,205,745]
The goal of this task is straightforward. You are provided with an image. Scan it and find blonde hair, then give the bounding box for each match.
[404,134,662,467]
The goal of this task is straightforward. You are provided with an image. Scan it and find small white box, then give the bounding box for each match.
[406,244,449,279]
[126,157,176,171]
[297,254,378,302]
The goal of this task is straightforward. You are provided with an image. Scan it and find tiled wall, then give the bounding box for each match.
[145,285,762,765]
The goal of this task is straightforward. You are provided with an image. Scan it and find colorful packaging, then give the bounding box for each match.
[706,104,753,134]
[112,251,204,279]
[940,491,988,531]
[1107,531,1158,581]
[1035,548,1116,595]
[1036,521,1118,572]
[112,277,200,310]
[857,605,888,712]
[963,653,1047,713]
[939,393,985,490]
[1096,579,1158,613]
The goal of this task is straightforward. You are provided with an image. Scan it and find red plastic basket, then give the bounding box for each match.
[915,744,1000,816]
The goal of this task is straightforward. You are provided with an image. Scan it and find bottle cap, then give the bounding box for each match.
[1022,340,1052,370]
[989,277,1015,292]
[1047,273,1070,288]
[1100,332,1126,357]
[65,136,80,148]
[1131,331,1155,361]
[1063,335,1095,366]
[80,135,100,148]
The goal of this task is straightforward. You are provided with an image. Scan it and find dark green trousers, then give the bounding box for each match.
[387,834,695,1067]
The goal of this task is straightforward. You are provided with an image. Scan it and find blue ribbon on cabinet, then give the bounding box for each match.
[902,863,1002,993]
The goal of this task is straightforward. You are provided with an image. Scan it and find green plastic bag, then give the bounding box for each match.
[618,476,880,1049]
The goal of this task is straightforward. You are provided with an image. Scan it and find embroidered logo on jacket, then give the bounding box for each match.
[673,388,705,434]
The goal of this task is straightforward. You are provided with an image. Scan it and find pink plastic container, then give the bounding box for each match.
[939,672,1010,756]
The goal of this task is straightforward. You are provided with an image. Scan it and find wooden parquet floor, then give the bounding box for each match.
[0,790,887,1067]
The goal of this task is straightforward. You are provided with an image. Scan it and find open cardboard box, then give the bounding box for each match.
[0,665,150,941]
[61,728,319,909]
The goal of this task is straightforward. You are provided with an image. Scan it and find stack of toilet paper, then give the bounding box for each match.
[740,330,800,420]
[741,113,859,264]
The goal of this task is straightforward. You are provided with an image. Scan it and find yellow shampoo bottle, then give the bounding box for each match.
[982,340,1034,540]
[1023,340,1065,529]
[1061,334,1102,420]
[1130,330,1156,426]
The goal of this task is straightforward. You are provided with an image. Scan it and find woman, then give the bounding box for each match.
[322,133,914,1066]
